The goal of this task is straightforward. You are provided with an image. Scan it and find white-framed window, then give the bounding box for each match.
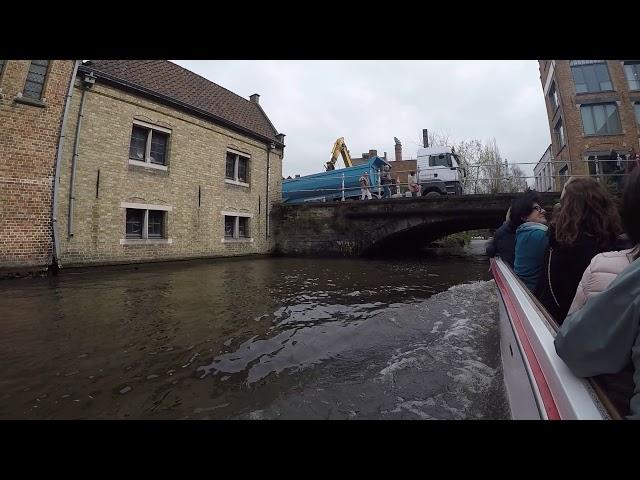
[570,60,613,93]
[624,61,640,90]
[221,211,253,242]
[225,150,250,186]
[580,103,622,136]
[548,81,559,111]
[554,118,566,148]
[120,202,172,245]
[128,120,171,170]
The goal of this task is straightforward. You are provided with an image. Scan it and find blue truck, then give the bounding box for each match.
[282,156,392,204]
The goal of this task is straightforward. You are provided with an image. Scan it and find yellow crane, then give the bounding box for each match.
[325,137,353,171]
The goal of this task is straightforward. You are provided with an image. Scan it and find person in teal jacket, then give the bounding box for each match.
[554,168,640,419]
[512,190,549,291]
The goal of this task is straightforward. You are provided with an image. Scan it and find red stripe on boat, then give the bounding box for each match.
[491,260,561,420]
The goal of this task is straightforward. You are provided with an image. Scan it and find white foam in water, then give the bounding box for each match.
[378,280,502,419]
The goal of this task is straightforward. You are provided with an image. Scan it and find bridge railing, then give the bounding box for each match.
[283,159,639,201]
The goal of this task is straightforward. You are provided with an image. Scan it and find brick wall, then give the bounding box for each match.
[539,60,640,190]
[55,79,283,267]
[0,60,75,273]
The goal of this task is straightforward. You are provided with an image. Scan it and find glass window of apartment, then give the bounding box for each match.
[225,151,250,184]
[238,217,249,238]
[223,215,251,240]
[570,60,613,93]
[580,103,622,135]
[23,60,49,99]
[125,209,145,239]
[224,216,235,237]
[225,153,235,179]
[128,121,170,167]
[554,119,566,148]
[125,208,167,239]
[147,210,164,238]
[548,82,559,110]
[624,61,640,90]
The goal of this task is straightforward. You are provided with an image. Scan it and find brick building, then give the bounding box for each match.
[0,60,77,275]
[51,60,285,267]
[539,60,640,191]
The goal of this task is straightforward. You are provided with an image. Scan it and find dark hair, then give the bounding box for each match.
[622,167,640,259]
[510,189,542,228]
[553,177,621,249]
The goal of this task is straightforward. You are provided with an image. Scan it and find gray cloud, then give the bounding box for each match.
[172,60,551,179]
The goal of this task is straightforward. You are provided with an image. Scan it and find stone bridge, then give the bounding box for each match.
[272,193,560,257]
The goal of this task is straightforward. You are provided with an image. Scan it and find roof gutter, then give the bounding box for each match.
[51,60,80,271]
[78,65,285,149]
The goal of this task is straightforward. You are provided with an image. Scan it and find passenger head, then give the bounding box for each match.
[554,177,622,249]
[511,190,545,227]
[622,167,640,258]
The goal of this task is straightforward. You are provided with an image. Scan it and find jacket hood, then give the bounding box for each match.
[516,222,548,234]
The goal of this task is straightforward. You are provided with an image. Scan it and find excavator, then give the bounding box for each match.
[325,137,353,171]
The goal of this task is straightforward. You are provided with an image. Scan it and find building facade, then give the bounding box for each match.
[0,60,77,275]
[534,144,554,192]
[52,60,285,268]
[539,60,640,191]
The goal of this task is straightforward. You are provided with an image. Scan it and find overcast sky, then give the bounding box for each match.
[172,60,551,179]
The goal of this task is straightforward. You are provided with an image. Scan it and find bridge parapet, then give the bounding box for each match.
[272,193,560,257]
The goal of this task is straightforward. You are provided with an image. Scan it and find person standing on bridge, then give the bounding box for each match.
[408,171,420,197]
[512,190,549,292]
[535,177,622,323]
[359,171,372,200]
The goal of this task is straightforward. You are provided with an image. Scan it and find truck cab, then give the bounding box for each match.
[416,146,465,197]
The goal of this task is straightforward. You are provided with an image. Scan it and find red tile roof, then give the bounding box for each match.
[81,60,281,144]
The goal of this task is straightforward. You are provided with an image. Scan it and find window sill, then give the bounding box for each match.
[225,179,250,187]
[575,90,616,96]
[128,159,168,171]
[583,133,625,138]
[120,238,173,245]
[221,237,254,243]
[13,96,47,108]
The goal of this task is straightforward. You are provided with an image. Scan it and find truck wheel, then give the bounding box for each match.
[424,191,442,199]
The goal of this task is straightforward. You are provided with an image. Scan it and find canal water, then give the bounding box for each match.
[0,240,509,419]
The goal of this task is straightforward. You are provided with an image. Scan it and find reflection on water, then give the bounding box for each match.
[0,240,508,419]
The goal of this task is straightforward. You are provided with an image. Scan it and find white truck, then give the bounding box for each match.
[416,146,466,198]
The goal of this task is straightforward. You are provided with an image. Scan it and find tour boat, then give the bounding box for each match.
[491,257,623,420]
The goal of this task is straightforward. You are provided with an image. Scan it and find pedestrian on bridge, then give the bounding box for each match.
[408,171,420,197]
[359,172,372,200]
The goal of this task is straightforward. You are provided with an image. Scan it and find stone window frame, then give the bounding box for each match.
[554,117,566,149]
[225,148,251,187]
[120,202,173,245]
[548,81,559,113]
[13,60,51,108]
[221,211,253,243]
[128,119,171,171]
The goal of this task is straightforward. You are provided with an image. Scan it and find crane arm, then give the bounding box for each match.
[326,137,353,170]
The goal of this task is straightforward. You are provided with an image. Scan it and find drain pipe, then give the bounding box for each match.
[51,60,80,269]
[68,71,95,238]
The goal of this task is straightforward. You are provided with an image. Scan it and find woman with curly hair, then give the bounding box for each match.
[535,177,623,323]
